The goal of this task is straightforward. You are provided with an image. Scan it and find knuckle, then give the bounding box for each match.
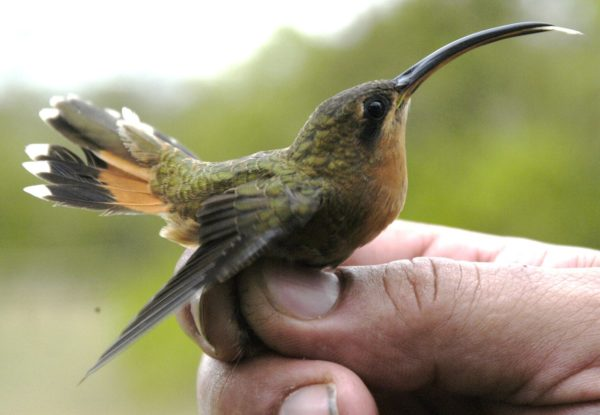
[379,258,440,319]
[380,257,482,327]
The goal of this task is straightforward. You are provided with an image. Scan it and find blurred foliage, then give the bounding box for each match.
[2,0,598,414]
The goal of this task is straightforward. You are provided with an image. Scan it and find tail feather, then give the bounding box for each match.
[23,144,167,214]
[40,96,156,181]
[24,183,132,214]
[22,95,190,215]
[43,95,133,161]
[26,143,82,164]
[24,158,161,195]
[23,160,98,185]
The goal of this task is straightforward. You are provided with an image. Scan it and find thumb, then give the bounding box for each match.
[238,258,600,404]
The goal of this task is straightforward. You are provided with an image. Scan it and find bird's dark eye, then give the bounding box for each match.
[364,97,388,120]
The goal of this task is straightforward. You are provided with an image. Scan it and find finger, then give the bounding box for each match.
[238,258,600,405]
[197,354,378,415]
[346,220,600,267]
[176,277,247,361]
[177,260,344,362]
[487,401,600,415]
[175,248,253,361]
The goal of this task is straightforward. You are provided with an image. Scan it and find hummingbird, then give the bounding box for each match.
[23,22,579,379]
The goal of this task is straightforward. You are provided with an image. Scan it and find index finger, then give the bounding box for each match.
[346,220,600,268]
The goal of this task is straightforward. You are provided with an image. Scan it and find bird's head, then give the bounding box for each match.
[289,22,579,176]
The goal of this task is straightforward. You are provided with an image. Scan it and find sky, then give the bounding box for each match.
[2,0,392,90]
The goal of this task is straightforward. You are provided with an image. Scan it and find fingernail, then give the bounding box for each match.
[261,263,340,320]
[279,384,338,415]
[189,289,218,356]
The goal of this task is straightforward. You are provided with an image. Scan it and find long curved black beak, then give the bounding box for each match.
[394,22,580,96]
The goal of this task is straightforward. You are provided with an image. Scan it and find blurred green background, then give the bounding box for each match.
[2,0,599,414]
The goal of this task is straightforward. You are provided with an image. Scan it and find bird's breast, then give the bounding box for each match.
[270,159,407,267]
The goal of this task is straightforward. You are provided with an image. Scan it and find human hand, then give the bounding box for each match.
[177,220,600,414]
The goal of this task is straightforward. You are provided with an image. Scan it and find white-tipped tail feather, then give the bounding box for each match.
[39,108,59,122]
[22,160,51,176]
[49,95,64,107]
[25,143,52,160]
[25,96,173,215]
[23,184,52,200]
[121,107,140,123]
[104,108,121,119]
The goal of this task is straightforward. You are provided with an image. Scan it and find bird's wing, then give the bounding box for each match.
[82,178,322,380]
